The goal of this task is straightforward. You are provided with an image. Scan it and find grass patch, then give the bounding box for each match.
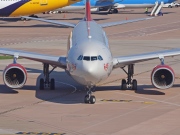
[0,55,14,60]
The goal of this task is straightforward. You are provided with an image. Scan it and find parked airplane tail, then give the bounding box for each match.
[85,0,92,21]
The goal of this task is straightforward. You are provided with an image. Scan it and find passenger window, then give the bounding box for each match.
[98,55,103,61]
[91,56,97,61]
[83,56,90,61]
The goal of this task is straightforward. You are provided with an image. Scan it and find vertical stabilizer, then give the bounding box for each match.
[85,0,92,21]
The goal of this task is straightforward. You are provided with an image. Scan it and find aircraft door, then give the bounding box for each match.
[67,32,73,56]
[40,0,48,5]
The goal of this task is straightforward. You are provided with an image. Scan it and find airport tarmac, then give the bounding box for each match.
[0,7,180,135]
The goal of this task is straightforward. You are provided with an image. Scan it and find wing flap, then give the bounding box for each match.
[100,17,153,28]
[22,16,76,28]
[0,48,66,69]
[113,49,180,69]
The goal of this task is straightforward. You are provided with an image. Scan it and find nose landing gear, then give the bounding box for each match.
[84,86,96,104]
[121,64,138,92]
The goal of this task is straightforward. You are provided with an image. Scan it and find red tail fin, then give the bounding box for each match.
[85,0,92,21]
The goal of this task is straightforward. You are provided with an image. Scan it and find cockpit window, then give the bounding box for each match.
[77,55,103,61]
[77,55,83,60]
[91,56,97,61]
[98,55,103,61]
[83,56,90,61]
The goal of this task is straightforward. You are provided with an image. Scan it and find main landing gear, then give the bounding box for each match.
[121,64,138,92]
[84,86,96,104]
[29,14,38,18]
[108,9,119,14]
[21,14,38,21]
[39,63,56,90]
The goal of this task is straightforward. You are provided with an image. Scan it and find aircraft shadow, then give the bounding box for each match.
[1,67,180,103]
[0,85,19,94]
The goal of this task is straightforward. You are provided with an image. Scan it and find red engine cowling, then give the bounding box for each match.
[151,65,175,89]
[3,63,27,89]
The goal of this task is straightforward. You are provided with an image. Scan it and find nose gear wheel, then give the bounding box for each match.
[84,86,96,104]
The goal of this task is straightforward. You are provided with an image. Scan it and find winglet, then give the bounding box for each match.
[85,0,92,21]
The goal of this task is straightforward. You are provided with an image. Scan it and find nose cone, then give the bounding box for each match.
[81,62,101,85]
[71,61,106,86]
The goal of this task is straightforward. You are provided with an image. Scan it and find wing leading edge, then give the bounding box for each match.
[22,16,153,28]
[113,49,180,69]
[22,16,76,28]
[0,48,67,69]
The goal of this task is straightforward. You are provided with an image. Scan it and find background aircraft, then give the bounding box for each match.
[0,0,79,17]
[0,0,180,104]
[57,0,175,13]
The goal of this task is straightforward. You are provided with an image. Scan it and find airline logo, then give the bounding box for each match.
[104,63,109,71]
[67,63,76,72]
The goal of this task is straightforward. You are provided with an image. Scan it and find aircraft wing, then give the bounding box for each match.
[0,48,67,69]
[113,49,180,69]
[100,17,153,28]
[22,16,76,28]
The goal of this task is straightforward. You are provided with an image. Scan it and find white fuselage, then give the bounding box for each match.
[66,20,113,86]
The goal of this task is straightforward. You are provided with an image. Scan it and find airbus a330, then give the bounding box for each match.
[0,0,180,104]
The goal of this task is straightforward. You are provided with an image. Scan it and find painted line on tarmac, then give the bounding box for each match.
[107,20,180,36]
[100,99,155,104]
[78,91,180,132]
[78,99,156,132]
[16,132,65,135]
[101,99,132,102]
[55,81,77,94]
[113,91,180,107]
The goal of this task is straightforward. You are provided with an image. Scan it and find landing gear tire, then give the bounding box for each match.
[29,14,38,18]
[121,64,138,92]
[40,63,56,90]
[113,9,118,13]
[50,78,55,90]
[90,95,96,104]
[84,95,90,103]
[21,17,29,21]
[39,78,44,90]
[121,79,126,90]
[132,79,137,92]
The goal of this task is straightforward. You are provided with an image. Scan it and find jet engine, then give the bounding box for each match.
[3,63,27,89]
[151,65,175,89]
[90,8,99,12]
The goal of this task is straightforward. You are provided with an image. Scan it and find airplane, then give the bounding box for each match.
[0,0,180,104]
[56,0,175,14]
[0,0,79,17]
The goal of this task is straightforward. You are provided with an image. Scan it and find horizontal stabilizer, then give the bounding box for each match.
[100,17,153,28]
[22,16,76,28]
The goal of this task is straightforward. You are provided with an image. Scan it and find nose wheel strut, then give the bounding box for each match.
[84,86,96,104]
[121,64,138,92]
[39,63,56,90]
